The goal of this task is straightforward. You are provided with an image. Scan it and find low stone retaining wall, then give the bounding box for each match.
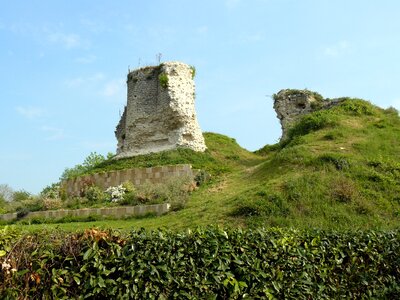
[0,203,170,222]
[62,164,193,196]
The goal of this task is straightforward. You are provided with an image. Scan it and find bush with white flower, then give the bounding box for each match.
[105,185,126,202]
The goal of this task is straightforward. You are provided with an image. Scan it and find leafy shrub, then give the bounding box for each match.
[78,177,96,197]
[42,198,63,210]
[0,226,21,255]
[16,208,29,219]
[132,176,192,209]
[286,111,338,141]
[318,153,350,170]
[336,98,376,116]
[15,197,44,213]
[194,170,211,186]
[134,181,157,203]
[40,183,61,199]
[0,227,399,299]
[63,197,88,210]
[60,152,112,180]
[331,177,357,203]
[384,106,399,115]
[116,181,139,205]
[12,190,31,202]
[119,192,140,206]
[230,192,288,217]
[105,185,126,202]
[121,181,135,193]
[166,176,192,211]
[85,186,107,203]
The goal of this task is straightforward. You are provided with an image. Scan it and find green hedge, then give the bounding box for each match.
[1,227,399,299]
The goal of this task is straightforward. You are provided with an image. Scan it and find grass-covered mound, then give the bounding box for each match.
[10,95,400,232]
[84,132,264,177]
[238,98,400,229]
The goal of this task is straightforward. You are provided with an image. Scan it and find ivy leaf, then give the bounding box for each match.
[83,248,93,260]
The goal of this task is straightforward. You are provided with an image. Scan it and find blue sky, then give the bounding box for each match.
[1,0,400,194]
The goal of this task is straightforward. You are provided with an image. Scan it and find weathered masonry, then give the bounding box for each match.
[62,164,194,197]
[273,89,342,140]
[115,61,206,158]
[0,204,170,222]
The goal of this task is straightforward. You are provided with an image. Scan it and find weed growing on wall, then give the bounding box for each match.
[158,73,168,88]
[190,65,196,79]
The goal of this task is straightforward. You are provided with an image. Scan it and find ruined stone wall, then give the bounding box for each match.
[115,62,206,158]
[62,164,193,197]
[273,89,341,140]
[0,203,170,221]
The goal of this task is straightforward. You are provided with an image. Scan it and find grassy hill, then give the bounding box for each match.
[18,97,400,232]
[85,132,263,177]
[238,98,400,229]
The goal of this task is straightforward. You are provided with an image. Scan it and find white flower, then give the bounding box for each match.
[105,184,126,202]
[1,262,11,271]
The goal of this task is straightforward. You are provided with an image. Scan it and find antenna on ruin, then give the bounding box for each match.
[138,58,142,67]
[156,53,162,64]
[128,65,130,73]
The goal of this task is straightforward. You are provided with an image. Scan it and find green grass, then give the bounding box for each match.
[84,132,262,177]
[5,98,400,232]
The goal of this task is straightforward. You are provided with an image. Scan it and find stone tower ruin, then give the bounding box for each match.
[273,89,341,141]
[115,62,206,158]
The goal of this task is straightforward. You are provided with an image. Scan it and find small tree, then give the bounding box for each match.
[0,195,7,213]
[0,184,14,202]
[60,152,110,181]
[82,152,106,169]
[12,190,31,202]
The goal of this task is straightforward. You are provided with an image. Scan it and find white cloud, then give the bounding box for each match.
[16,106,44,119]
[48,32,89,49]
[323,41,351,57]
[41,126,65,141]
[64,73,105,88]
[101,79,125,98]
[5,21,90,50]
